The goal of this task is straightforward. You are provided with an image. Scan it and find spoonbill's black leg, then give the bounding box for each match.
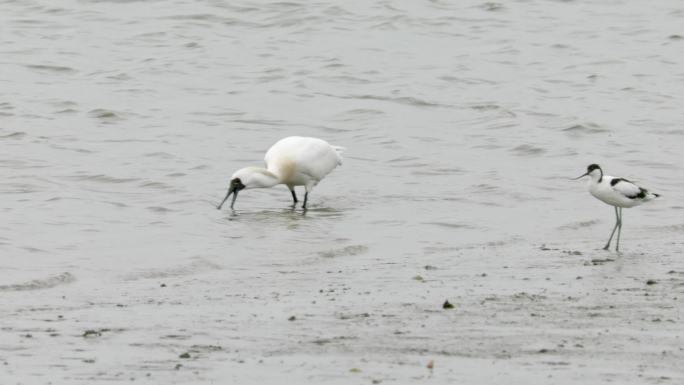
[302,192,309,209]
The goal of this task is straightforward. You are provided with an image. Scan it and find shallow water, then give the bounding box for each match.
[1,0,684,383]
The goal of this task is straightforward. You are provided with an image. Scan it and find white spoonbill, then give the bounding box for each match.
[217,136,344,210]
[573,164,659,251]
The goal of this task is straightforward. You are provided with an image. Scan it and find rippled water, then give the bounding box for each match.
[2,0,683,383]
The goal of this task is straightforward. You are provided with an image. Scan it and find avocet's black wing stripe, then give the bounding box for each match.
[610,178,647,199]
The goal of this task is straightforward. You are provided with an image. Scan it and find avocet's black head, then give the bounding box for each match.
[572,164,602,180]
[217,177,246,210]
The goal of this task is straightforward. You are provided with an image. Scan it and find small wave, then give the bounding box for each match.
[323,62,345,69]
[268,2,304,8]
[139,181,171,189]
[0,182,40,193]
[90,0,149,3]
[315,75,372,84]
[355,94,444,107]
[412,167,463,176]
[104,201,128,208]
[318,125,351,133]
[0,132,26,139]
[647,223,684,232]
[472,183,501,193]
[164,13,230,22]
[0,272,75,292]
[190,164,210,170]
[260,75,288,83]
[318,245,368,258]
[629,160,676,170]
[51,145,94,154]
[439,75,497,85]
[558,220,601,230]
[88,108,122,121]
[388,155,420,162]
[342,108,385,117]
[124,260,222,280]
[510,144,546,156]
[22,246,46,253]
[103,138,156,143]
[563,123,608,134]
[410,135,440,143]
[51,100,78,108]
[144,152,175,159]
[319,92,446,108]
[70,174,138,183]
[231,118,288,127]
[147,206,172,213]
[43,7,69,14]
[469,104,501,111]
[55,108,78,114]
[423,222,474,229]
[26,64,75,73]
[655,128,684,136]
[480,2,505,12]
[107,73,133,81]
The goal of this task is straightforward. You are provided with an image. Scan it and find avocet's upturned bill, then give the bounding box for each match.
[573,164,659,251]
[217,136,344,210]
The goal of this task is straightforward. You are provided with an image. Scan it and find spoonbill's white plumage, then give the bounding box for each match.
[217,136,344,210]
[573,164,659,251]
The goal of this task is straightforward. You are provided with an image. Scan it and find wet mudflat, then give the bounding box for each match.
[2,240,683,384]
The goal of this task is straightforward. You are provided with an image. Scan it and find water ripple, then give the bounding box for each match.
[0,272,75,292]
[68,174,139,184]
[562,123,609,135]
[25,64,75,73]
[510,144,546,157]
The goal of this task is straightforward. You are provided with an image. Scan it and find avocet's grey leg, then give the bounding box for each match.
[603,206,620,250]
[615,207,623,252]
[290,189,298,204]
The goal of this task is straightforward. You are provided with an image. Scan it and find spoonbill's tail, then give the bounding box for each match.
[332,145,345,165]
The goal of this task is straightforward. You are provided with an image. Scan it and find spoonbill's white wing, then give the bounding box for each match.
[265,136,342,182]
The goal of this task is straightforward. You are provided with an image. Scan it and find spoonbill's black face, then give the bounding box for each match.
[217,178,246,210]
